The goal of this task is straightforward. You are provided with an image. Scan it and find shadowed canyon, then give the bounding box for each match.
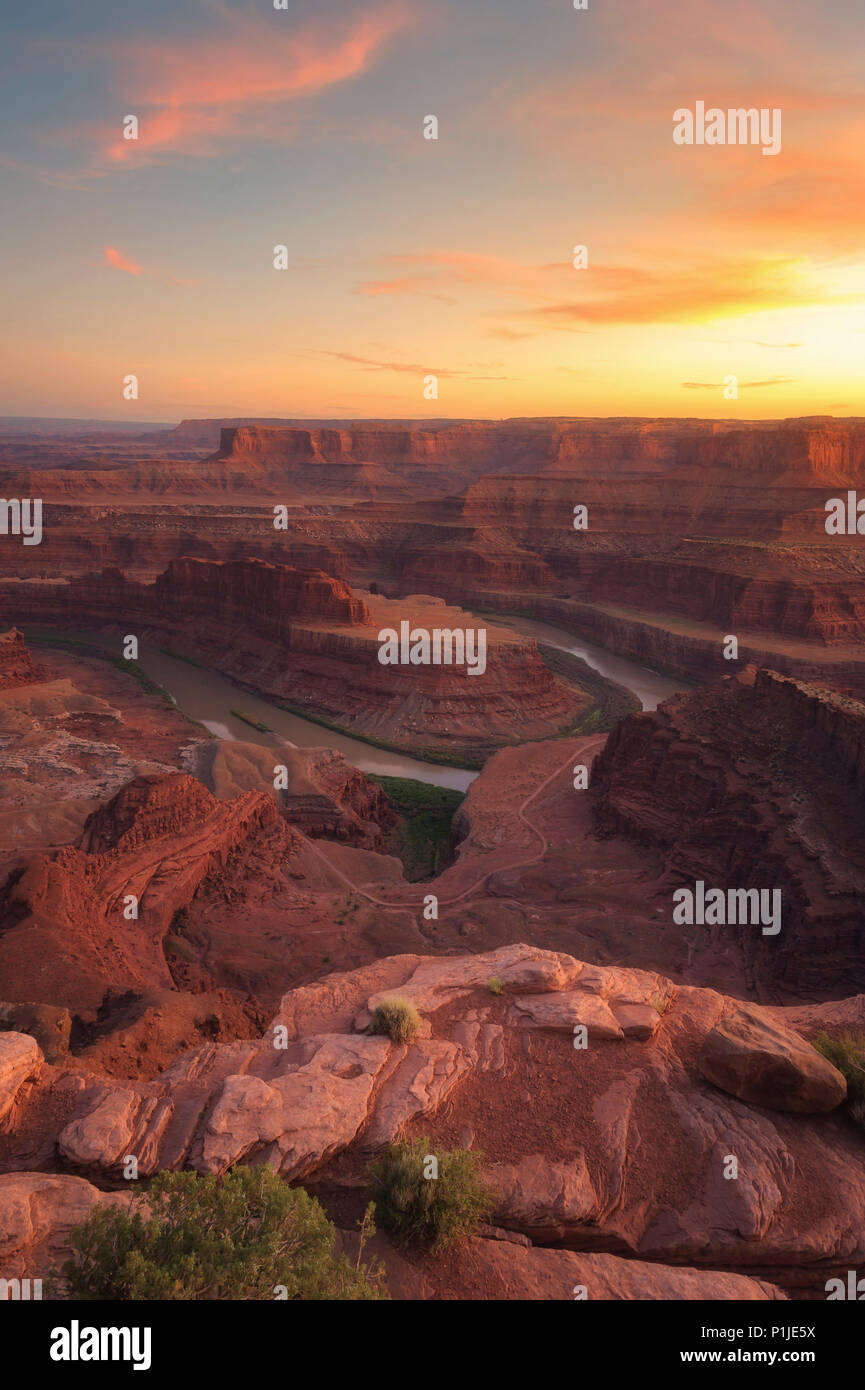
[2,415,865,1304]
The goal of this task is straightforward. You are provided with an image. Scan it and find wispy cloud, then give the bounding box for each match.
[20,1,416,180]
[100,244,199,287]
[682,377,795,390]
[103,246,142,277]
[353,248,860,332]
[317,350,508,380]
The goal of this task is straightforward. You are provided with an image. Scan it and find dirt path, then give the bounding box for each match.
[298,734,605,923]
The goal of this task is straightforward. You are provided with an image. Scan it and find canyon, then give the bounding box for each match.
[1,415,864,1304]
[4,416,865,700]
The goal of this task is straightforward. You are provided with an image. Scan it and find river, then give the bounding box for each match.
[479,613,686,711]
[124,615,687,794]
[129,647,478,792]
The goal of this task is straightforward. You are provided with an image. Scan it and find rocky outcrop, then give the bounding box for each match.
[699,1005,847,1112]
[0,1171,785,1299]
[593,667,865,996]
[0,773,306,1010]
[0,1033,42,1122]
[421,1238,788,1301]
[3,942,856,1293]
[0,1172,131,1282]
[185,741,396,849]
[0,629,39,690]
[341,1229,787,1300]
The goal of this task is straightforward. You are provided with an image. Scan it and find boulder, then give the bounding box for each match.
[699,1004,847,1113]
[0,1032,42,1122]
[0,1172,131,1280]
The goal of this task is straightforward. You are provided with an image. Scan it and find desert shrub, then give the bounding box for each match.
[813,1030,865,1107]
[369,997,420,1044]
[367,1138,494,1251]
[60,1166,386,1300]
[487,977,503,996]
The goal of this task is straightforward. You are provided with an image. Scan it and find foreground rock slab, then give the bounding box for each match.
[3,943,861,1291]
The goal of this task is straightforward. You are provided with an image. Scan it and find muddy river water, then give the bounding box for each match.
[123,614,687,793]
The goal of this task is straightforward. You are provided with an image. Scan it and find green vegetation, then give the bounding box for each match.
[159,647,207,669]
[487,977,504,996]
[334,891,362,926]
[369,774,463,880]
[536,643,640,733]
[230,708,273,733]
[473,606,696,690]
[367,1138,494,1251]
[60,1167,386,1301]
[814,1030,865,1128]
[274,699,485,768]
[22,628,211,733]
[164,936,195,963]
[369,997,421,1045]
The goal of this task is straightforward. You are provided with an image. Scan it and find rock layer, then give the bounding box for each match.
[593,666,865,996]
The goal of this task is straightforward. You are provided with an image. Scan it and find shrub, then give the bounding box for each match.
[60,1166,387,1300]
[369,997,420,1044]
[487,977,503,996]
[813,1030,865,1109]
[367,1138,494,1252]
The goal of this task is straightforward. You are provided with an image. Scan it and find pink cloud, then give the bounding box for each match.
[103,245,143,276]
[77,2,416,169]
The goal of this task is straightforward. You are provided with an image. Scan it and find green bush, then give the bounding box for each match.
[367,1138,494,1252]
[369,997,420,1044]
[813,1030,865,1115]
[60,1166,387,1300]
[487,977,503,996]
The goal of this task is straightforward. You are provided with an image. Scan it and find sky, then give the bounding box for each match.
[0,0,863,421]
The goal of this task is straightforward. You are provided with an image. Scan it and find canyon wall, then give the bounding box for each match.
[592,666,865,996]
[0,559,588,761]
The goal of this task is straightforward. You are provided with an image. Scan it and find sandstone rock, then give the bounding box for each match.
[0,628,39,690]
[446,1239,788,1301]
[511,991,623,1039]
[489,1156,599,1241]
[5,944,865,1293]
[337,1230,787,1300]
[361,943,583,1025]
[202,1033,391,1176]
[699,1004,847,1113]
[58,1084,141,1166]
[0,1033,42,1122]
[0,1172,131,1280]
[0,772,307,1010]
[612,1001,662,1040]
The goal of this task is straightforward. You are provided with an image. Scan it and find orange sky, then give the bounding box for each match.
[0,0,863,420]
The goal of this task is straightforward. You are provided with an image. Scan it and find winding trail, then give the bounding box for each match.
[297,735,605,923]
